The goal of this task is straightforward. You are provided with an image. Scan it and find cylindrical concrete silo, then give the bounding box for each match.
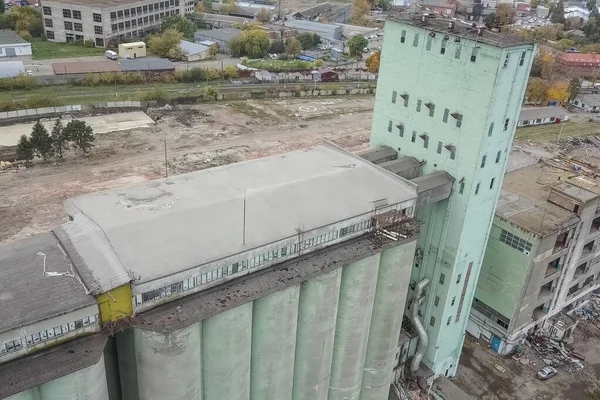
[4,388,39,400]
[250,285,300,400]
[328,253,381,400]
[292,268,342,400]
[360,242,417,400]
[202,302,252,400]
[135,322,202,400]
[38,355,109,400]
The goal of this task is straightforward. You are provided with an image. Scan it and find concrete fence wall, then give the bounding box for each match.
[0,102,142,121]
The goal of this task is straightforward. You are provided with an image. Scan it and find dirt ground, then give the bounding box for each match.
[0,97,374,244]
[454,322,600,400]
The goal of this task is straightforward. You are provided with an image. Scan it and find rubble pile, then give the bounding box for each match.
[520,331,585,373]
[575,296,600,320]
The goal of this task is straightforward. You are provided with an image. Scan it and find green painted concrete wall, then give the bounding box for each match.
[475,220,538,322]
[370,19,535,376]
[6,356,109,400]
[95,241,415,400]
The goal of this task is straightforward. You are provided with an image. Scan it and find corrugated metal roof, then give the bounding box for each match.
[180,40,210,55]
[0,29,28,45]
[194,28,242,43]
[283,20,340,34]
[119,58,174,71]
[0,61,24,78]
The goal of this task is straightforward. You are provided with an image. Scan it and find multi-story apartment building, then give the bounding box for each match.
[368,14,535,378]
[40,0,195,47]
[468,162,600,354]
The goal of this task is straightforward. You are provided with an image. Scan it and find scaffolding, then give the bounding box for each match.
[371,209,420,246]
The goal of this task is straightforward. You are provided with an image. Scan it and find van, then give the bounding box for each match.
[105,50,118,60]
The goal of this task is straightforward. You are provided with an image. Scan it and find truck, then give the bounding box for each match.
[105,50,118,60]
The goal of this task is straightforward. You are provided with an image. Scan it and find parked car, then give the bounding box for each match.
[537,366,557,380]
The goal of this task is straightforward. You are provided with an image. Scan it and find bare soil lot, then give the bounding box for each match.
[454,323,600,400]
[0,97,374,244]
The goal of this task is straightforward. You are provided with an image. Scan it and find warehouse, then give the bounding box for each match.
[0,30,32,57]
[518,106,570,127]
[194,27,241,53]
[179,39,211,61]
[282,19,342,41]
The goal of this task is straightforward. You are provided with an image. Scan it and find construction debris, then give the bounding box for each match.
[525,331,585,373]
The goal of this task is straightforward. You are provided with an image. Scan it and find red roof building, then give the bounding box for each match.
[557,53,600,77]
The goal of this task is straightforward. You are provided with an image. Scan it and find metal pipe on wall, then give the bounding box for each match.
[410,277,430,374]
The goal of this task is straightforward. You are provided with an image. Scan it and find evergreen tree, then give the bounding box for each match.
[16,135,34,165]
[550,0,565,24]
[50,118,68,159]
[0,0,5,14]
[64,120,95,154]
[29,120,53,161]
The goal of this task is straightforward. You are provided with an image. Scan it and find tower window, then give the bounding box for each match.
[401,29,406,43]
[459,180,464,194]
[426,103,435,117]
[411,131,416,143]
[451,296,456,306]
[490,178,495,189]
[519,51,526,66]
[416,99,422,112]
[426,36,432,50]
[443,108,449,123]
[434,296,440,307]
[450,147,456,160]
[447,316,452,325]
[455,45,461,59]
[430,316,436,327]
[451,112,463,128]
[488,122,494,137]
[437,141,443,154]
[441,39,447,54]
[401,93,409,107]
[420,133,429,148]
[397,123,404,137]
[456,274,461,284]
[413,33,419,47]
[503,54,510,68]
[481,155,486,168]
[470,47,478,62]
[475,182,480,195]
[495,150,501,163]
[504,118,510,131]
[392,90,397,104]
[388,120,393,132]
[439,273,445,285]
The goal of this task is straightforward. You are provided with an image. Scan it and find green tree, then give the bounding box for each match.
[256,7,271,22]
[0,1,5,14]
[351,0,370,25]
[297,32,314,50]
[569,78,581,101]
[50,118,69,159]
[202,0,212,11]
[16,134,33,164]
[312,33,321,47]
[5,6,43,37]
[550,0,565,24]
[269,39,284,54]
[348,35,368,58]
[285,37,302,57]
[556,38,575,50]
[161,15,196,39]
[231,29,270,58]
[29,120,53,162]
[209,44,218,58]
[496,3,514,25]
[64,120,95,154]
[581,42,600,53]
[148,29,183,58]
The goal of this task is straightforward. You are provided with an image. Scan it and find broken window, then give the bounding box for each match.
[400,29,406,43]
[397,123,404,137]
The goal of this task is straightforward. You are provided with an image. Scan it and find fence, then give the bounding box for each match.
[0,101,142,121]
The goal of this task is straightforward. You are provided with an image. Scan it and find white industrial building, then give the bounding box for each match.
[0,30,32,57]
[40,0,195,47]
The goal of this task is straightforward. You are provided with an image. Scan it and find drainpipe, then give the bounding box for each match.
[410,277,431,374]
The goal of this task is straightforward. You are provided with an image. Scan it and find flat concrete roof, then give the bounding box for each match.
[387,12,532,48]
[0,233,96,334]
[61,144,417,290]
[0,333,107,398]
[135,231,419,332]
[0,30,29,46]
[497,164,581,236]
[519,106,569,122]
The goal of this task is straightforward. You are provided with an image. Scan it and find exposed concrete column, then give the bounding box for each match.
[292,269,342,400]
[115,329,140,400]
[250,285,300,400]
[361,242,417,400]
[202,302,252,400]
[135,323,202,400]
[328,253,381,400]
[39,354,109,400]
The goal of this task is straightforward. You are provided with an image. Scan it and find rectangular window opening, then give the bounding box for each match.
[488,122,494,137]
[470,47,478,62]
[413,33,419,47]
[519,51,526,66]
[397,123,404,137]
[443,108,449,123]
[504,118,510,131]
[400,29,406,43]
[434,296,440,307]
[437,141,443,154]
[426,36,432,50]
[490,178,495,189]
[481,155,486,168]
[439,273,445,285]
[475,182,480,195]
[495,150,501,163]
[388,120,393,133]
[455,45,461,59]
[416,99,422,112]
[430,316,436,327]
[392,90,397,104]
[411,131,416,143]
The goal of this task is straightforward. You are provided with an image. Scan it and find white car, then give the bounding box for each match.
[537,366,557,380]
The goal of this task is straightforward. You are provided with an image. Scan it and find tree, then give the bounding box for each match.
[231,29,270,58]
[0,1,5,14]
[526,78,549,104]
[496,4,514,25]
[29,120,53,162]
[161,15,196,39]
[4,6,43,37]
[209,44,218,58]
[581,43,600,53]
[202,0,212,11]
[50,118,68,159]
[224,65,239,78]
[256,8,271,22]
[365,50,381,73]
[569,78,581,101]
[351,0,370,25]
[547,81,570,103]
[285,37,302,57]
[556,38,575,50]
[348,35,368,58]
[269,39,285,54]
[297,32,313,50]
[16,135,33,164]
[148,29,183,59]
[220,3,240,14]
[530,48,555,80]
[64,120,95,154]
[550,0,565,24]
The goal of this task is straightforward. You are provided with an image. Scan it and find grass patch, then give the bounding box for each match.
[30,38,106,60]
[515,120,600,142]
[244,59,314,71]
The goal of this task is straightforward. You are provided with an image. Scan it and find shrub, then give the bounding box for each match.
[0,75,37,90]
[18,31,32,42]
[138,89,168,101]
[203,85,218,100]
